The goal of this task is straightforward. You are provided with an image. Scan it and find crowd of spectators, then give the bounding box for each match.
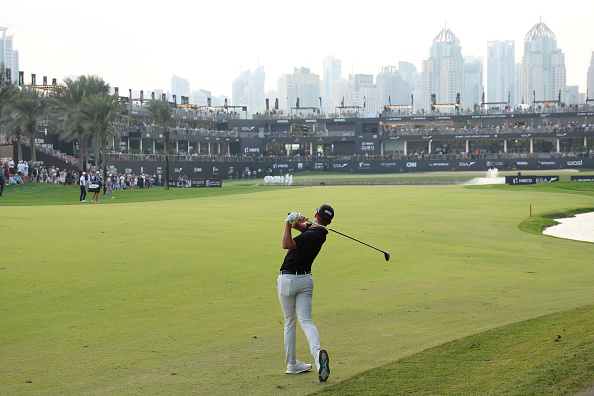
[379,123,594,137]
[0,157,161,201]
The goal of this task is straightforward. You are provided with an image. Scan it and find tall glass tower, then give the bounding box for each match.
[0,27,19,84]
[521,19,566,105]
[587,52,594,101]
[422,27,465,111]
[487,40,515,105]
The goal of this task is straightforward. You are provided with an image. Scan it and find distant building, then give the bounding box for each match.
[464,56,484,109]
[331,78,353,113]
[232,66,265,115]
[353,74,380,114]
[171,75,190,104]
[487,40,515,105]
[191,89,211,106]
[232,70,249,109]
[153,89,165,102]
[322,56,341,113]
[248,66,265,114]
[277,67,320,114]
[515,62,523,104]
[564,85,580,105]
[376,62,418,111]
[588,52,594,100]
[521,19,566,105]
[0,27,19,84]
[422,27,465,111]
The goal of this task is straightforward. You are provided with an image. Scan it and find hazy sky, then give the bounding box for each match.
[3,0,593,99]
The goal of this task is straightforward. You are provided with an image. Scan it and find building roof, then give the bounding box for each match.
[525,19,556,42]
[432,28,460,46]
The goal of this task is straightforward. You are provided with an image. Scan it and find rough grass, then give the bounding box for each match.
[1,175,594,395]
[314,305,594,395]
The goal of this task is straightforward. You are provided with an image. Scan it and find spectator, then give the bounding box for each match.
[79,171,87,202]
[104,174,114,199]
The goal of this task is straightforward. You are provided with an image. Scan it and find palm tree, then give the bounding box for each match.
[146,98,174,190]
[80,93,123,182]
[55,75,110,171]
[0,63,18,145]
[8,86,50,165]
[0,112,23,160]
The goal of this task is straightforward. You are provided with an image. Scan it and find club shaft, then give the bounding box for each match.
[306,220,387,254]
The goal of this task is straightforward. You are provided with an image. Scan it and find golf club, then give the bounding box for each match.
[288,214,390,261]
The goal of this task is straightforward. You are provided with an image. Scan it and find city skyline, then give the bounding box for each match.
[2,0,593,100]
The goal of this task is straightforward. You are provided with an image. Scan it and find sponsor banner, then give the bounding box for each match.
[428,162,450,167]
[355,134,379,155]
[168,178,222,187]
[264,174,293,185]
[571,176,594,182]
[380,162,399,169]
[565,159,583,167]
[105,157,594,178]
[187,178,223,187]
[313,162,327,171]
[505,176,559,185]
[332,162,351,170]
[241,137,265,155]
[536,160,557,167]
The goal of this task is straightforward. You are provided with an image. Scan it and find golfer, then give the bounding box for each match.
[277,205,333,382]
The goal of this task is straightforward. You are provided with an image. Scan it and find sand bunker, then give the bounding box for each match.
[543,212,594,243]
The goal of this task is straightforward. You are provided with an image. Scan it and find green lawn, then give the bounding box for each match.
[1,177,593,395]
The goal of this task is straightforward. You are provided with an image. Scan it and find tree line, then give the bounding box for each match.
[0,64,175,190]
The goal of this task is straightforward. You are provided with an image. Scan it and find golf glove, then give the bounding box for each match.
[286,212,301,224]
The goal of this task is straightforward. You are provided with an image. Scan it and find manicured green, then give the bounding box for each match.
[1,176,593,395]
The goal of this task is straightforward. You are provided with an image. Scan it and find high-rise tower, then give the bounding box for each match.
[521,19,566,105]
[0,27,19,84]
[422,27,465,111]
[487,40,515,105]
[587,52,594,101]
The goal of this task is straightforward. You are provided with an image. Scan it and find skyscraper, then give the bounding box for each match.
[232,67,265,114]
[232,70,249,108]
[351,74,379,114]
[464,56,484,108]
[191,89,211,106]
[0,27,19,84]
[586,51,594,99]
[277,67,320,114]
[521,19,566,105]
[170,75,190,104]
[487,40,515,105]
[422,27,465,111]
[322,56,341,114]
[322,56,341,98]
[376,63,411,108]
[247,66,265,114]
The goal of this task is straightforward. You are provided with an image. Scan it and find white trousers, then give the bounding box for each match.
[276,273,321,364]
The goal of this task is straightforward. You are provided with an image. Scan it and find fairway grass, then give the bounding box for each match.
[1,179,593,395]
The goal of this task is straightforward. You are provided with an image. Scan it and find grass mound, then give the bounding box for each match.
[313,305,594,395]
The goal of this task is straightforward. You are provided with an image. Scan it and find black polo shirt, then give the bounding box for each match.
[280,224,328,273]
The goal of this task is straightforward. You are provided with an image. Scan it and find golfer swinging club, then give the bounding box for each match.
[277,205,333,382]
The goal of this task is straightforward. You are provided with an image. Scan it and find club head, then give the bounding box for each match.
[384,252,390,261]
